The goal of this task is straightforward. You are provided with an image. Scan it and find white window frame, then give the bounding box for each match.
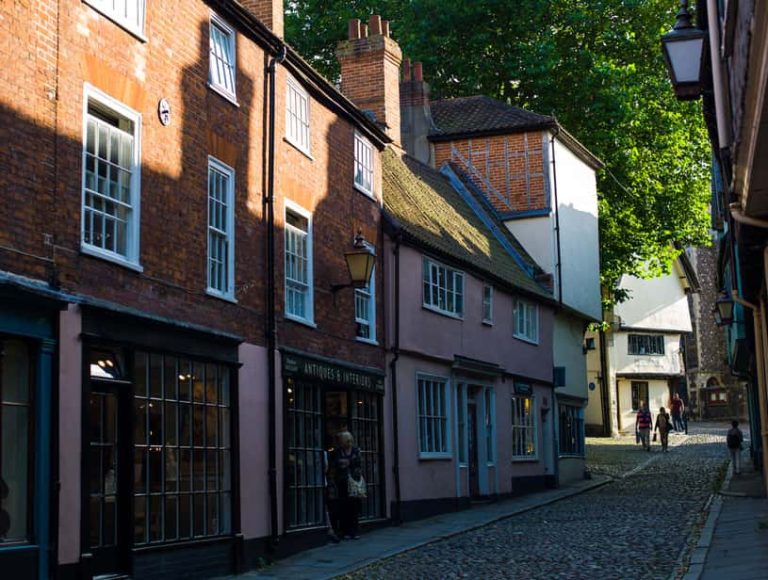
[455,384,468,466]
[81,83,142,271]
[355,267,377,344]
[422,257,464,318]
[353,131,374,196]
[84,0,146,39]
[511,394,538,460]
[286,75,311,156]
[513,298,539,344]
[284,200,314,325]
[484,388,496,466]
[417,374,451,459]
[208,12,237,103]
[206,156,236,301]
[482,285,494,325]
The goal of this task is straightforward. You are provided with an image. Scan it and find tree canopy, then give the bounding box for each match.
[286,0,712,303]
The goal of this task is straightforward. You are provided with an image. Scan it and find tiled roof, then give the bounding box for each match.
[429,96,555,140]
[382,149,553,300]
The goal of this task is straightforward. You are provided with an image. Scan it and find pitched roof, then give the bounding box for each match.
[381,149,553,300]
[429,96,555,141]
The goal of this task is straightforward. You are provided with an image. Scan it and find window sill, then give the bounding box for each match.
[207,83,240,107]
[206,289,238,304]
[511,457,540,463]
[285,313,317,328]
[81,245,143,273]
[83,1,148,42]
[558,453,586,459]
[422,304,464,320]
[513,334,539,346]
[482,319,494,326]
[629,353,665,357]
[354,182,376,199]
[284,136,314,160]
[355,336,379,346]
[418,453,452,461]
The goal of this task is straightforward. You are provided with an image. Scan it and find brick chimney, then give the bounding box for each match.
[336,15,403,146]
[239,0,284,38]
[400,59,435,164]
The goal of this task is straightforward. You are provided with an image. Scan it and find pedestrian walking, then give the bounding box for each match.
[726,420,745,475]
[653,407,673,452]
[635,402,653,451]
[670,393,685,432]
[327,431,364,540]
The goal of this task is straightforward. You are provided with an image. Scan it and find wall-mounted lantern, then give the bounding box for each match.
[331,230,376,294]
[661,0,706,100]
[713,291,735,326]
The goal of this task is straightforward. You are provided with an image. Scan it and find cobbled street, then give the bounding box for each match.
[343,424,732,580]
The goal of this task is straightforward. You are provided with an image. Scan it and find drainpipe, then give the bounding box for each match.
[706,0,731,151]
[388,233,402,524]
[598,327,611,436]
[550,127,564,308]
[265,43,287,549]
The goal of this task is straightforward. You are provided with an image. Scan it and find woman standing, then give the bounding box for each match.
[654,406,673,452]
[328,431,362,539]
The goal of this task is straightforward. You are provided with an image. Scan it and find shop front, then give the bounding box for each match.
[77,307,242,580]
[281,349,385,542]
[0,286,61,580]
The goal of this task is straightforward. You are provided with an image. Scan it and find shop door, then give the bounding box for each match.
[467,400,480,497]
[86,380,131,577]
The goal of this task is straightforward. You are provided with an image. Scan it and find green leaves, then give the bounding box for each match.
[286,0,712,303]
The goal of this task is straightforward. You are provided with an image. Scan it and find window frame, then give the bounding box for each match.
[511,394,538,461]
[627,334,665,356]
[422,257,465,318]
[484,388,496,466]
[482,285,494,325]
[355,267,377,344]
[206,156,236,301]
[455,384,468,466]
[84,0,147,40]
[513,298,539,344]
[208,12,238,104]
[284,200,314,326]
[285,75,311,156]
[631,381,650,411]
[81,83,143,272]
[416,374,451,459]
[353,131,375,197]
[558,404,585,457]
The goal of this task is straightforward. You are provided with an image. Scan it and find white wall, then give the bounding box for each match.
[615,268,693,332]
[553,312,588,400]
[617,378,670,433]
[504,215,554,276]
[552,137,602,321]
[613,332,685,375]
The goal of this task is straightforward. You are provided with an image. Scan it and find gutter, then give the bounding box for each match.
[265,41,287,550]
[388,231,403,524]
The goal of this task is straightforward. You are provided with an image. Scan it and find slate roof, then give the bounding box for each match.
[429,96,555,141]
[381,149,553,300]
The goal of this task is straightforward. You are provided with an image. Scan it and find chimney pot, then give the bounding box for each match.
[414,62,423,82]
[369,14,382,36]
[348,19,361,40]
[403,58,411,81]
[382,20,390,37]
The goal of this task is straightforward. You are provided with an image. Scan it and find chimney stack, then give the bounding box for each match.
[239,0,284,39]
[336,15,403,146]
[400,61,434,165]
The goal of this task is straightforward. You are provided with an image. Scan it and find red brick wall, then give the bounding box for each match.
[0,0,385,367]
[433,132,549,214]
[239,0,284,38]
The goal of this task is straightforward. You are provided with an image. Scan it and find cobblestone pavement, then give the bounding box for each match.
[342,424,730,580]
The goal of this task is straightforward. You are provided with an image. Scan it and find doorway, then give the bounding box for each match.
[467,399,479,497]
[85,378,131,577]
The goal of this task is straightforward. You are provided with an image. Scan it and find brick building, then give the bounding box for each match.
[0,1,388,578]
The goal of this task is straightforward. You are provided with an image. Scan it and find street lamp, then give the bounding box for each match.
[661,0,706,100]
[714,291,735,326]
[331,230,376,293]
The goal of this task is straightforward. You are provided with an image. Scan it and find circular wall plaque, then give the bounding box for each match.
[589,382,597,391]
[158,98,171,126]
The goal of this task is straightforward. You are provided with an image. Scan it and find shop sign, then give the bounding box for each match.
[283,352,384,393]
[514,380,533,395]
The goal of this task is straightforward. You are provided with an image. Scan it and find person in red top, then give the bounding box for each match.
[670,393,685,432]
[635,402,653,451]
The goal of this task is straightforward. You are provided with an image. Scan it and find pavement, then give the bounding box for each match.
[684,441,768,580]
[233,475,612,579]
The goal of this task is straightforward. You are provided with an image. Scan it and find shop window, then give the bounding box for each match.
[350,391,382,521]
[559,405,584,456]
[417,376,450,458]
[0,338,32,543]
[511,395,537,459]
[631,381,649,411]
[133,353,232,545]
